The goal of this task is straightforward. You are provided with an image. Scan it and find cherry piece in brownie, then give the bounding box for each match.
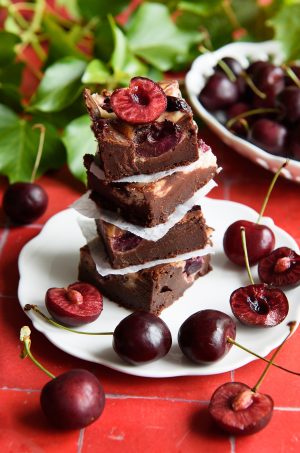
[78,244,212,315]
[84,79,199,181]
[96,206,213,269]
[85,149,217,227]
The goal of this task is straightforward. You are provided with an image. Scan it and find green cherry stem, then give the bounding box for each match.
[257,160,287,224]
[282,64,300,89]
[226,107,278,130]
[240,227,254,284]
[217,59,236,82]
[227,325,300,377]
[20,326,56,379]
[241,71,267,99]
[252,321,297,392]
[24,304,114,336]
[31,124,46,183]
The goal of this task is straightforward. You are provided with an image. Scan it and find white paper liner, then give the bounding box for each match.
[78,224,213,276]
[90,146,216,184]
[72,178,217,241]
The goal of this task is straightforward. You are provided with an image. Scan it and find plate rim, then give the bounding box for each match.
[18,200,300,378]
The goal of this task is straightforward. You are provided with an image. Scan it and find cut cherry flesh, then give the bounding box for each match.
[223,220,275,266]
[45,282,103,327]
[112,231,142,252]
[113,311,172,365]
[230,283,289,327]
[135,120,181,157]
[110,77,167,124]
[40,369,105,429]
[178,309,236,364]
[3,182,48,224]
[184,256,205,276]
[209,382,273,435]
[258,247,300,287]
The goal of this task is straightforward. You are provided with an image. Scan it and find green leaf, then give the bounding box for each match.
[43,15,89,62]
[126,3,202,71]
[62,115,97,184]
[0,83,21,111]
[77,0,128,20]
[29,57,87,112]
[56,0,82,20]
[178,0,221,16]
[0,31,19,65]
[0,104,65,183]
[82,59,111,84]
[269,3,300,61]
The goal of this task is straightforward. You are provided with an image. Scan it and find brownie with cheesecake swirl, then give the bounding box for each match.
[84,80,199,181]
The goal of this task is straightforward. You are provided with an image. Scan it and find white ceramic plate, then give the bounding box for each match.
[18,198,300,378]
[185,41,300,183]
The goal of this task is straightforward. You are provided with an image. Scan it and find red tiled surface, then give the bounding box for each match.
[1,128,300,453]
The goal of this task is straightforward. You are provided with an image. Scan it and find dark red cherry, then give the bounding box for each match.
[199,73,239,111]
[3,182,48,224]
[45,282,103,327]
[287,126,300,160]
[178,309,236,364]
[135,121,181,157]
[246,61,271,78]
[209,382,273,435]
[214,57,243,77]
[113,311,172,365]
[166,96,191,113]
[223,220,275,266]
[249,119,287,155]
[230,283,289,326]
[112,231,142,252]
[40,369,105,429]
[258,247,300,287]
[226,102,250,136]
[277,87,300,123]
[251,64,285,108]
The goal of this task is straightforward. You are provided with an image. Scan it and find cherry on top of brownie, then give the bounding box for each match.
[84,77,199,181]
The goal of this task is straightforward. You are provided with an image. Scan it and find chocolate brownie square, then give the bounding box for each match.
[84,80,199,181]
[85,146,217,227]
[78,244,212,315]
[96,206,212,269]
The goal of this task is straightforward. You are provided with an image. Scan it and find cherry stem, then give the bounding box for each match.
[240,227,254,284]
[217,59,236,82]
[252,321,297,393]
[282,64,300,89]
[241,71,266,99]
[24,304,114,336]
[257,160,287,224]
[31,124,46,183]
[226,107,278,130]
[227,330,300,377]
[20,326,56,379]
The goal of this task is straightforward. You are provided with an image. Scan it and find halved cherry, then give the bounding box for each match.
[258,247,300,287]
[230,283,289,327]
[45,282,103,327]
[110,77,167,124]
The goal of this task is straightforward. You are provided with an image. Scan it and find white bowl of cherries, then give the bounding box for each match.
[185,40,300,183]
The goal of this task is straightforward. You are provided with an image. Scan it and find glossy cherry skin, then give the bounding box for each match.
[249,119,287,156]
[40,369,105,429]
[113,312,172,365]
[199,73,239,111]
[178,309,236,364]
[223,220,275,266]
[209,382,273,435]
[3,182,48,224]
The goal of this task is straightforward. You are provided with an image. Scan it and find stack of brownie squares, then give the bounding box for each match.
[78,77,218,315]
